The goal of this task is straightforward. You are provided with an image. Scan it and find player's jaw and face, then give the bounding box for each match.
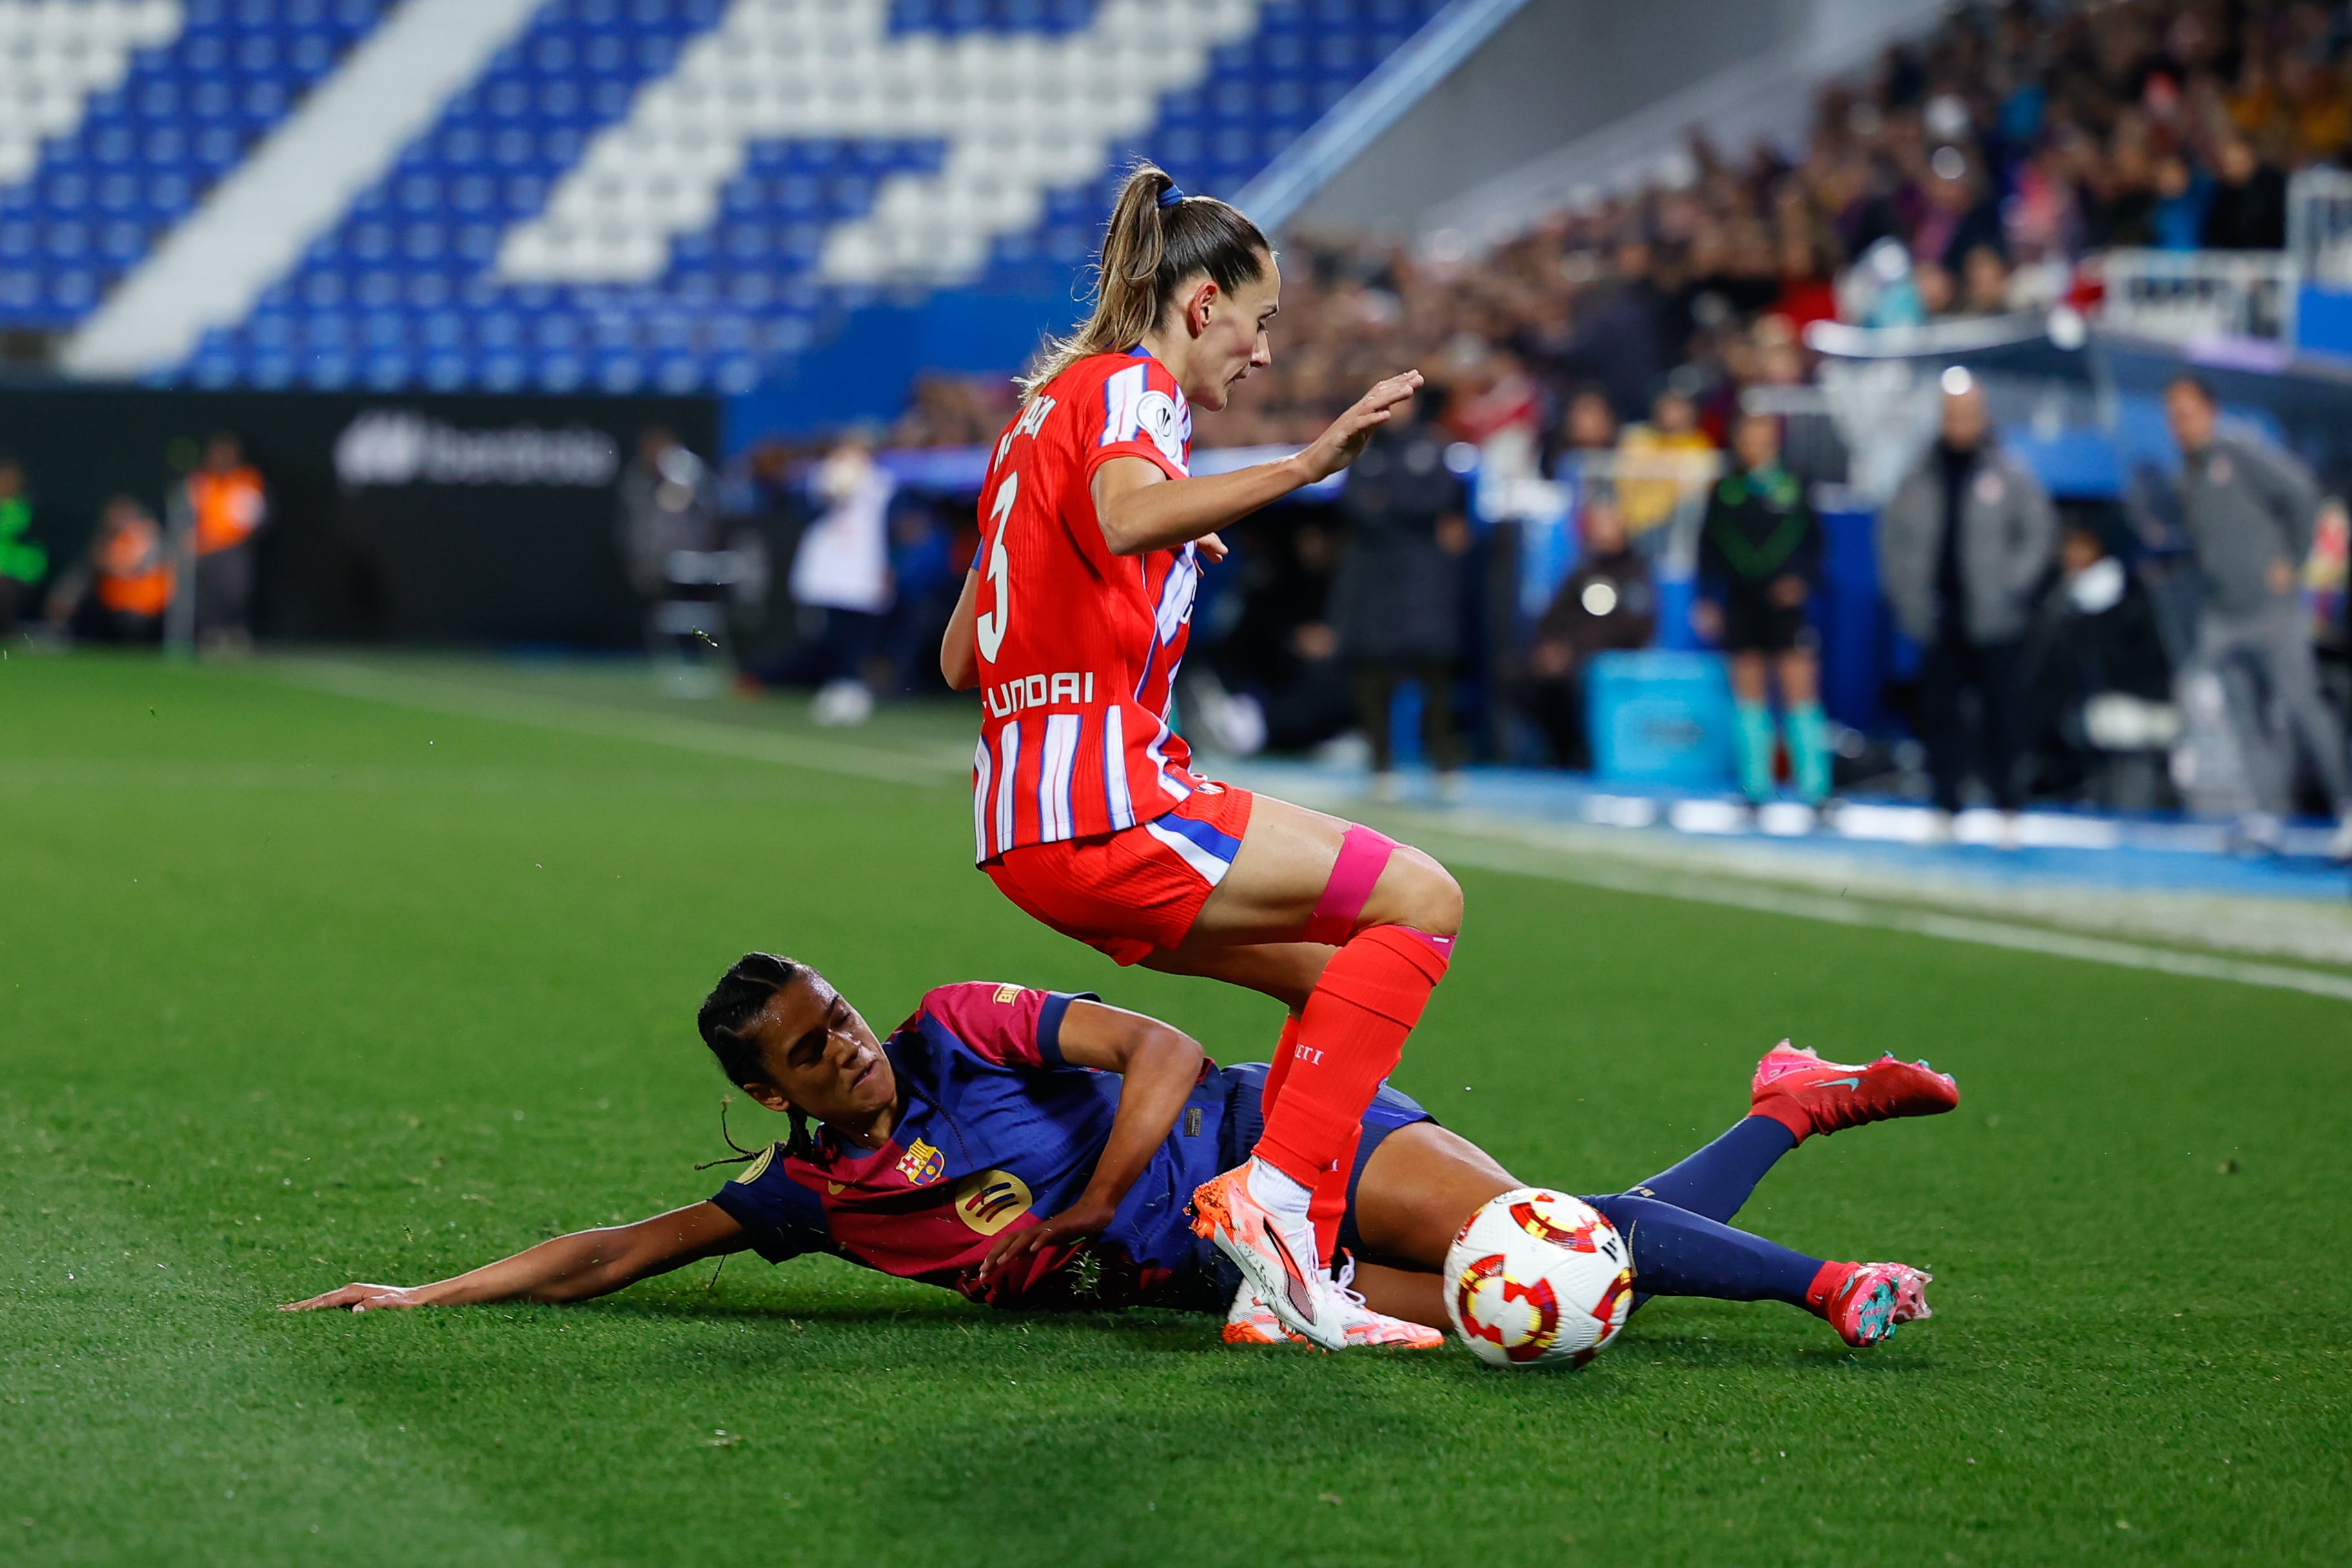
[1177,250,1280,413]
[738,970,897,1133]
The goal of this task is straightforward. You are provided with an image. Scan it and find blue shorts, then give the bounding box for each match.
[1163,1062,1433,1309]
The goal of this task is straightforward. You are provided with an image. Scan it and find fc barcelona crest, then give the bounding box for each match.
[895,1137,945,1187]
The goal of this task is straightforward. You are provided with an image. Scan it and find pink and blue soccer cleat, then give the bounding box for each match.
[1808,1260,1934,1348]
[1751,1041,1959,1142]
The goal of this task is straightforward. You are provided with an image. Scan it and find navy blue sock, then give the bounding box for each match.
[1585,1194,1822,1307]
[1620,1115,1796,1224]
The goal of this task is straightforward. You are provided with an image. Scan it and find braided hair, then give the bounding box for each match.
[696,952,821,1162]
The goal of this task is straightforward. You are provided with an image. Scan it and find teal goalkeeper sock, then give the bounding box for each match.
[1732,700,1777,801]
[1787,701,1831,803]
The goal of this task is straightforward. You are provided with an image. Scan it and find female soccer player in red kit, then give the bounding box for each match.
[939,164,1459,1349]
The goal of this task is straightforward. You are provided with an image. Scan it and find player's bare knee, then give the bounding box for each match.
[1375,847,1461,938]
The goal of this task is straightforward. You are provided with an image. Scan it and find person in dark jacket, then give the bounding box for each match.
[1877,373,2059,823]
[2200,135,2288,251]
[1695,411,1828,804]
[1522,489,1656,769]
[2017,524,2176,805]
[1330,396,1471,800]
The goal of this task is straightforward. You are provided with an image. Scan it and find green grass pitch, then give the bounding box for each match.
[3,654,2347,1566]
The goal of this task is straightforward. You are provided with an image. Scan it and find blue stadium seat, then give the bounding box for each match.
[0,0,1443,383]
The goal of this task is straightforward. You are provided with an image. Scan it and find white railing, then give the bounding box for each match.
[2093,248,2297,345]
[2288,166,2352,287]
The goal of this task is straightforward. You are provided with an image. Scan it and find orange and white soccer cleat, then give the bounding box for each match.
[1751,1041,1959,1142]
[1222,1284,1297,1346]
[1808,1260,1934,1348]
[1191,1164,1347,1351]
[1329,1258,1446,1348]
[1222,1269,1445,1350]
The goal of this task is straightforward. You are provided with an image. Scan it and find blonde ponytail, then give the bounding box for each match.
[1021,161,1271,398]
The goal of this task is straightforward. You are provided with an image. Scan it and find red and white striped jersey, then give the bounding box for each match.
[970,348,1204,862]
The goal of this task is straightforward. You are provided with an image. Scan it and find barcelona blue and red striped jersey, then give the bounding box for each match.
[968,349,1206,863]
[707,982,1232,1309]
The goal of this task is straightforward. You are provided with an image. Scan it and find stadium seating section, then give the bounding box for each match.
[0,0,1440,390]
[0,0,385,329]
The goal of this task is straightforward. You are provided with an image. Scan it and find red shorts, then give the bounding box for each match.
[983,785,1255,965]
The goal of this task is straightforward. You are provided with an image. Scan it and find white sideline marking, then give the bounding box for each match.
[277,660,961,789]
[1420,833,2352,1004]
[271,665,2352,1001]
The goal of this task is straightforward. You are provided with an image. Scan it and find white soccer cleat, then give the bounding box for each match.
[1222,1283,1296,1346]
[1191,1164,1348,1351]
[1221,1269,1444,1350]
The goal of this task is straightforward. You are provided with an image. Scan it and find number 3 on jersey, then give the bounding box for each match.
[975,470,1016,663]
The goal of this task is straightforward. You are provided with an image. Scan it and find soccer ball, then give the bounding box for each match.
[1443,1187,1634,1367]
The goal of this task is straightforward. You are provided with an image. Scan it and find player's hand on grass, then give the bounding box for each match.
[1297,371,1424,482]
[280,1282,431,1313]
[974,1198,1117,1288]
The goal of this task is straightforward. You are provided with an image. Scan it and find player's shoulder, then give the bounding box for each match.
[916,980,1045,1024]
[1035,350,1188,415]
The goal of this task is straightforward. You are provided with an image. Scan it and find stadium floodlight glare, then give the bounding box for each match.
[1940,365,1974,396]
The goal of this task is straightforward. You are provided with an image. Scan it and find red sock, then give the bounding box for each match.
[1310,1129,1359,1266]
[1252,925,1451,1188]
[1259,1014,1301,1117]
[1258,1014,1355,1267]
[1803,1260,1857,1318]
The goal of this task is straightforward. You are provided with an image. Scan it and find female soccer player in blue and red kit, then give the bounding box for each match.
[937,164,1457,1349]
[288,955,1956,1353]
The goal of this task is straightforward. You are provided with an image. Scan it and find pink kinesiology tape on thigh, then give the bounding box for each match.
[1303,824,1397,946]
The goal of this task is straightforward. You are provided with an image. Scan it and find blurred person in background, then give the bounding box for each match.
[47,496,172,643]
[2016,522,2176,806]
[2200,133,2288,249]
[182,433,267,652]
[2164,374,2352,856]
[1878,372,2057,832]
[1957,245,2012,317]
[2150,150,2213,251]
[1695,411,1828,807]
[1520,488,1656,770]
[1566,238,1667,422]
[1914,152,2004,275]
[1331,393,1469,801]
[1547,384,1619,476]
[1615,386,1714,539]
[619,426,721,652]
[0,457,43,637]
[1211,515,1353,755]
[878,496,957,696]
[779,435,896,725]
[1773,230,1840,335]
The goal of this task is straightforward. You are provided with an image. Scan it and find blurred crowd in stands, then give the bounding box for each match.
[720,0,2350,846]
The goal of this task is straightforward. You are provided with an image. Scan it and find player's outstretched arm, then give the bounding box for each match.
[1091,370,1423,558]
[975,1000,1204,1284]
[280,1200,749,1313]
